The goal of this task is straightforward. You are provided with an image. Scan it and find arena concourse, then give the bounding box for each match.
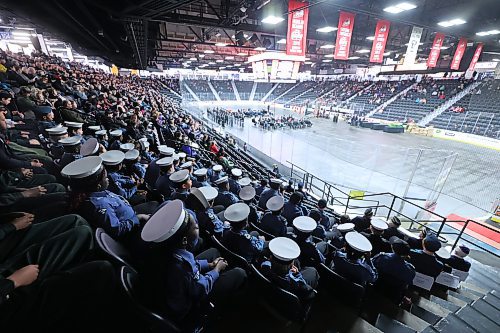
[0,1,499,332]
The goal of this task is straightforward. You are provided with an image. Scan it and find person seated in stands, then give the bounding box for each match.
[372,237,416,303]
[293,216,326,268]
[169,169,192,202]
[59,99,85,123]
[383,216,405,240]
[208,164,224,182]
[192,168,210,187]
[0,212,117,332]
[62,156,154,245]
[222,202,265,262]
[310,199,333,230]
[258,178,282,210]
[144,145,175,189]
[34,105,57,132]
[228,167,242,195]
[108,129,123,151]
[65,121,84,141]
[282,191,307,225]
[260,196,289,237]
[408,233,444,278]
[95,129,109,150]
[361,218,392,256]
[259,237,318,302]
[351,208,374,232]
[297,182,309,200]
[141,200,247,331]
[213,176,239,208]
[155,156,175,198]
[330,231,378,286]
[186,187,227,238]
[239,185,260,225]
[57,136,82,169]
[439,245,471,272]
[124,149,146,181]
[255,178,268,198]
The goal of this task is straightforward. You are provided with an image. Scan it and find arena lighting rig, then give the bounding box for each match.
[248,51,305,81]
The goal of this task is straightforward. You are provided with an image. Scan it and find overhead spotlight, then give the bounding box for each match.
[262,15,284,25]
[240,6,247,13]
[215,30,221,37]
[276,38,287,44]
[204,50,215,54]
[316,26,337,33]
[98,29,104,37]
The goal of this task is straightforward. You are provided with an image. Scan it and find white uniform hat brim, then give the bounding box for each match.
[80,138,99,156]
[436,247,451,259]
[125,149,140,160]
[109,130,123,137]
[337,223,355,232]
[238,177,251,186]
[169,169,190,183]
[158,145,175,156]
[58,136,81,146]
[231,168,242,177]
[212,165,223,172]
[198,186,218,201]
[239,186,256,201]
[191,187,209,209]
[141,200,187,243]
[100,150,125,165]
[61,156,103,179]
[371,218,388,231]
[345,232,372,252]
[266,195,284,211]
[224,203,250,223]
[269,237,301,262]
[293,216,316,233]
[120,143,135,151]
[193,168,208,177]
[214,176,229,185]
[157,156,174,167]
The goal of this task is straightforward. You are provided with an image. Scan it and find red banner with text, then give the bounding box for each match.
[450,37,467,70]
[334,11,355,60]
[427,33,445,68]
[468,43,484,71]
[369,20,390,63]
[286,0,309,57]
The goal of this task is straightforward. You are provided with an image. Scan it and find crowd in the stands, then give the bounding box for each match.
[0,49,474,332]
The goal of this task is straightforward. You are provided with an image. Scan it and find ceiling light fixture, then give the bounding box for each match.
[440,46,449,50]
[215,42,227,47]
[234,64,241,66]
[366,36,375,40]
[322,59,332,63]
[225,56,234,60]
[320,44,335,49]
[304,61,312,64]
[237,52,247,56]
[438,18,466,27]
[476,29,500,36]
[276,38,287,44]
[204,50,215,54]
[316,26,337,33]
[216,59,224,63]
[493,58,500,61]
[208,62,216,65]
[384,2,417,14]
[199,54,205,58]
[349,56,360,60]
[356,49,370,53]
[189,57,197,61]
[324,54,334,58]
[254,47,266,51]
[262,15,284,24]
[383,51,391,56]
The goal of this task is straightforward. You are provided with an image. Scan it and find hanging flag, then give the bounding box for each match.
[369,20,390,63]
[403,26,423,66]
[468,43,484,71]
[286,0,309,57]
[451,37,468,70]
[427,33,445,68]
[334,11,355,60]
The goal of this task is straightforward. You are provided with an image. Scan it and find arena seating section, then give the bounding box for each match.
[254,82,274,101]
[429,80,500,138]
[371,78,470,123]
[233,80,254,100]
[268,82,295,101]
[210,79,236,100]
[274,81,316,104]
[184,79,216,100]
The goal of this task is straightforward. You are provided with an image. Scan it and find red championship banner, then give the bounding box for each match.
[369,20,390,63]
[334,11,355,60]
[286,0,309,56]
[468,43,484,71]
[427,33,445,68]
[450,37,467,70]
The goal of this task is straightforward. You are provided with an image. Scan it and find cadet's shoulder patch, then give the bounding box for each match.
[245,233,251,240]
[98,208,107,215]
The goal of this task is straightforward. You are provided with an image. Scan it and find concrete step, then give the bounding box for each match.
[429,295,461,313]
[375,313,417,333]
[472,298,500,324]
[409,304,441,325]
[443,294,468,308]
[489,289,500,300]
[433,313,476,333]
[461,281,488,295]
[419,326,439,333]
[414,297,451,318]
[457,285,485,299]
[468,270,499,291]
[447,290,475,304]
[456,305,500,333]
[483,292,500,310]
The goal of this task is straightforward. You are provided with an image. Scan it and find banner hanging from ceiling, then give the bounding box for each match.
[403,26,423,66]
[369,20,390,63]
[451,37,467,70]
[427,33,445,68]
[334,11,355,60]
[286,0,309,57]
[468,43,484,71]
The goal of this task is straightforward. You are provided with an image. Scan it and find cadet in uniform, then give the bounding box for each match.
[408,234,444,278]
[144,145,174,188]
[108,129,124,150]
[228,168,242,195]
[383,216,405,240]
[193,168,210,187]
[222,202,265,262]
[186,187,228,238]
[255,179,268,198]
[61,156,151,247]
[138,137,153,163]
[208,164,224,183]
[293,216,326,268]
[239,185,260,225]
[57,136,82,169]
[361,218,391,256]
[80,138,100,157]
[330,232,378,286]
[45,126,68,160]
[155,156,175,198]
[439,245,471,272]
[259,237,318,302]
[351,208,374,232]
[260,196,288,237]
[124,149,146,180]
[169,169,192,202]
[213,176,239,208]
[95,129,109,150]
[312,199,333,230]
[140,200,247,330]
[372,237,416,302]
[100,150,138,200]
[282,191,306,225]
[34,105,57,132]
[258,178,282,210]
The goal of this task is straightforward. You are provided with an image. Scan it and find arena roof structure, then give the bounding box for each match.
[2,0,500,70]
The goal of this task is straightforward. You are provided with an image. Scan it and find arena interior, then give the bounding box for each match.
[1,0,500,332]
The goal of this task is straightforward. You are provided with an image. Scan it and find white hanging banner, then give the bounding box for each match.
[403,26,423,66]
